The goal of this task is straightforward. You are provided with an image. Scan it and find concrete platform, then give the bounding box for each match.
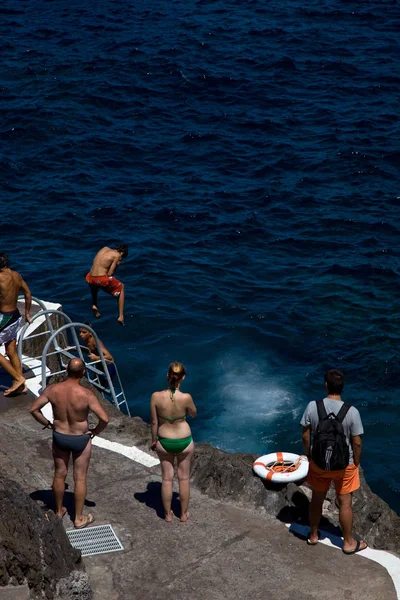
[0,389,397,600]
[0,586,30,600]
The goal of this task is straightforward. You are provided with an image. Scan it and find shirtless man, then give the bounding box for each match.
[0,252,32,396]
[30,358,110,529]
[85,244,128,325]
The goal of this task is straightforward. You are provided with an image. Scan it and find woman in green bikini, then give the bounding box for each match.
[150,362,197,523]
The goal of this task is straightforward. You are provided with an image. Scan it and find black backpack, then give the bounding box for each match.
[311,400,351,471]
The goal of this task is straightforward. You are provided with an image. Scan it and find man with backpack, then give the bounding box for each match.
[300,369,368,554]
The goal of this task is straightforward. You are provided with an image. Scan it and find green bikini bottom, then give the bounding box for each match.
[158,435,193,454]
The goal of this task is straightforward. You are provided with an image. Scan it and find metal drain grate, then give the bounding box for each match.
[66,524,124,557]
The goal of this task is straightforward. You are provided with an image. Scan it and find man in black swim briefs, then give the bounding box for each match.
[0,252,32,396]
[30,358,110,529]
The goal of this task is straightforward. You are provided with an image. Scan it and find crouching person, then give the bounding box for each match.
[300,369,368,554]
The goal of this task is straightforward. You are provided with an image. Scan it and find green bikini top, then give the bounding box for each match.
[159,387,186,422]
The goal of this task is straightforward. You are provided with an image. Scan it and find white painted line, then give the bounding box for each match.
[26,379,43,397]
[287,522,400,599]
[23,362,50,397]
[92,437,159,467]
[41,403,53,421]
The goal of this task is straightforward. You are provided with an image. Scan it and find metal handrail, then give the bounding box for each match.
[41,322,130,416]
[18,295,56,335]
[16,294,130,416]
[17,309,73,361]
[23,295,48,311]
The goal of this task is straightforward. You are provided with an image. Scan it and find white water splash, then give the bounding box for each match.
[204,354,297,452]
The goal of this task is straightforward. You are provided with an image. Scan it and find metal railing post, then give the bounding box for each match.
[18,309,73,361]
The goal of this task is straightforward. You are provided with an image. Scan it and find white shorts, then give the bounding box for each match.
[0,310,22,346]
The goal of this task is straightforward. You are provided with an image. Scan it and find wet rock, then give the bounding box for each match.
[0,476,92,599]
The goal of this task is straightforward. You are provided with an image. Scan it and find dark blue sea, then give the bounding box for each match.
[1,0,399,512]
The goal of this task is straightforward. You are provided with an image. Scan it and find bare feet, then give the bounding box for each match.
[307,532,319,545]
[117,316,124,326]
[180,511,190,523]
[56,507,68,519]
[165,511,174,523]
[4,378,26,397]
[92,305,101,318]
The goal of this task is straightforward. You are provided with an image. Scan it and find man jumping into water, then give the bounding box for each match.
[85,244,128,326]
[0,252,32,396]
[30,358,110,528]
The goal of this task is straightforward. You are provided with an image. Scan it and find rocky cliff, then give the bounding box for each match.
[0,475,92,600]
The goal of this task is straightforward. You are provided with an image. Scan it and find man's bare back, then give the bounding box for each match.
[30,359,109,437]
[0,268,31,317]
[89,247,121,277]
[31,358,108,435]
[43,380,94,435]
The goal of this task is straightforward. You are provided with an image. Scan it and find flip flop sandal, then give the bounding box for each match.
[342,540,368,555]
[74,514,95,529]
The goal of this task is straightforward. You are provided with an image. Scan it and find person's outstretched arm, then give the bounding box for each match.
[150,393,158,449]
[349,407,364,466]
[301,426,311,457]
[352,435,362,466]
[86,391,110,437]
[186,394,197,418]
[20,275,32,323]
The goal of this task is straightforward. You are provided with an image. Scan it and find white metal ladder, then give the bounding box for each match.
[17,300,130,416]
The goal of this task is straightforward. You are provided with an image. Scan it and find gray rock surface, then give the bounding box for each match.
[190,442,400,553]
[0,476,91,600]
[0,388,397,600]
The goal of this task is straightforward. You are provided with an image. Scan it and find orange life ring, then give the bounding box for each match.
[253,452,309,483]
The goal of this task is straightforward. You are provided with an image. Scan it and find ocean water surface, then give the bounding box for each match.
[1,0,399,511]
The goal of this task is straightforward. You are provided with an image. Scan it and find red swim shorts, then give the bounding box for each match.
[85,273,122,297]
[307,460,360,495]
